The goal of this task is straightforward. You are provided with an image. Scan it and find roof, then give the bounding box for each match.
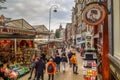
[5,19,36,32]
[0,17,49,35]
[32,25,50,35]
[32,25,48,32]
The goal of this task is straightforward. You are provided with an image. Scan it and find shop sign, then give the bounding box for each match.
[86,36,91,39]
[92,67,97,71]
[82,4,106,26]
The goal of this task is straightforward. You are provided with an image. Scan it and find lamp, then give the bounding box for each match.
[48,5,58,56]
[49,5,58,41]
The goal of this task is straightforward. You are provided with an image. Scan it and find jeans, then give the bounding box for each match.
[56,64,60,72]
[62,62,66,71]
[48,74,54,80]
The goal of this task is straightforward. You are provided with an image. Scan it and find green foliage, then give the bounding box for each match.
[55,31,60,38]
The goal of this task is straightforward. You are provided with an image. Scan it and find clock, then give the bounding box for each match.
[83,4,106,26]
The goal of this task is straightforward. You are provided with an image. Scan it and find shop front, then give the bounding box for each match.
[0,17,36,79]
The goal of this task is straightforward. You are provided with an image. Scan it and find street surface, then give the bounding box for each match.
[20,49,84,80]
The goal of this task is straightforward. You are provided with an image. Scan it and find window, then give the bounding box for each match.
[113,0,120,58]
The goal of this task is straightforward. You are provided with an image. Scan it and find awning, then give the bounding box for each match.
[77,41,85,44]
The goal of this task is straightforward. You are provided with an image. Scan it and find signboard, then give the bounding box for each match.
[82,4,106,26]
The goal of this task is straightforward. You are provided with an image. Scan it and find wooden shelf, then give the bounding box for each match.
[16,49,31,66]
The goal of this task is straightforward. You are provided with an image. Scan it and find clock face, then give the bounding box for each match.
[85,7,102,23]
[83,4,106,26]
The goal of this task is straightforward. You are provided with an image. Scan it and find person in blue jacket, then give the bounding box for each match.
[61,52,68,72]
[54,54,61,72]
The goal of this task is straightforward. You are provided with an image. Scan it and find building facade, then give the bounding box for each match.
[108,0,120,80]
[65,23,72,48]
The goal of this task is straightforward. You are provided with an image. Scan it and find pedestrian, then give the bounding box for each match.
[71,46,76,53]
[35,56,46,80]
[70,53,78,74]
[46,58,56,80]
[33,57,40,80]
[28,55,36,80]
[80,47,84,57]
[67,50,73,67]
[41,53,47,63]
[61,52,68,72]
[55,50,59,57]
[54,54,61,72]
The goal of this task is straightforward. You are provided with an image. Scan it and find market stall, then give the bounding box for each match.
[0,16,36,79]
[83,50,98,80]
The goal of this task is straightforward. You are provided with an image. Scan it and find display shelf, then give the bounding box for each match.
[16,49,32,66]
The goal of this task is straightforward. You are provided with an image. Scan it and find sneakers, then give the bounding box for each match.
[73,72,78,74]
[75,72,78,74]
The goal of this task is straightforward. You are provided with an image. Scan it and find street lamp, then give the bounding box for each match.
[48,5,58,56]
[49,5,58,41]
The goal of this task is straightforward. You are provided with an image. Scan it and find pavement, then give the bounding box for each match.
[19,48,84,80]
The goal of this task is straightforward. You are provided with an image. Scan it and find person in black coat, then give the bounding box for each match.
[35,57,46,80]
[28,55,36,80]
[67,50,73,67]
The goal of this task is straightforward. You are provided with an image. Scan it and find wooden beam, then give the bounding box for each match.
[102,2,110,79]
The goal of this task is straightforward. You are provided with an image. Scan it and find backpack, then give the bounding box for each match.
[70,56,75,64]
[47,63,54,73]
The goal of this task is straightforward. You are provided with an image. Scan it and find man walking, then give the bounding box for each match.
[54,54,61,72]
[28,55,36,80]
[67,50,73,67]
[61,52,68,72]
[35,56,46,80]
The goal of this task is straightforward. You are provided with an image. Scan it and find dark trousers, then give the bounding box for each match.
[69,59,72,67]
[73,64,78,73]
[29,67,34,78]
[36,72,44,80]
[48,74,54,80]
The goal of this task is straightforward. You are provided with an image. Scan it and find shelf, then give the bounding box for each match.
[15,50,31,66]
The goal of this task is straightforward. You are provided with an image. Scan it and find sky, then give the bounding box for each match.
[0,0,75,32]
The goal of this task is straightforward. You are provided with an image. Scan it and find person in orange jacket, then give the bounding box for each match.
[70,53,78,74]
[46,58,56,80]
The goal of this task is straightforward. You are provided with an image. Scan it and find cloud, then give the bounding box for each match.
[0,0,75,31]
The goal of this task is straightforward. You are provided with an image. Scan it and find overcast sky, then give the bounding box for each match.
[0,0,75,31]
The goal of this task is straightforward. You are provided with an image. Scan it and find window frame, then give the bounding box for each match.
[113,0,120,59]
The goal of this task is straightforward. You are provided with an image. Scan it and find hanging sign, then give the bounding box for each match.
[82,4,106,26]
